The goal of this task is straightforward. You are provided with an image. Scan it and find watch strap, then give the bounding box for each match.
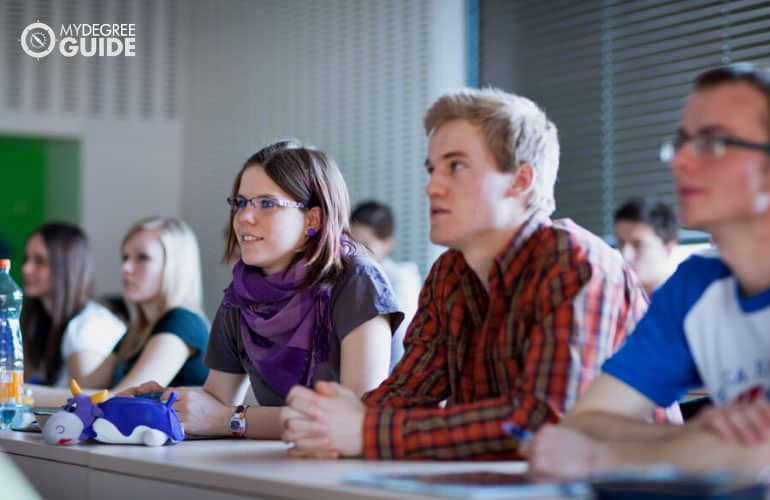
[229,404,249,438]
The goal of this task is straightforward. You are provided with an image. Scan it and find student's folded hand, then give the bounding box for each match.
[527,424,611,479]
[280,405,336,458]
[283,381,365,458]
[691,396,770,445]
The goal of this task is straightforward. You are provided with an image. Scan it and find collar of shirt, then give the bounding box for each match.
[451,213,551,328]
[491,213,551,289]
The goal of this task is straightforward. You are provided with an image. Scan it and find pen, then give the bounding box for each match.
[501,422,533,442]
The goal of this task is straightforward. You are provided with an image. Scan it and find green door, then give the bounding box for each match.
[0,136,80,284]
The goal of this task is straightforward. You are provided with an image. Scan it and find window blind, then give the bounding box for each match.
[480,0,770,238]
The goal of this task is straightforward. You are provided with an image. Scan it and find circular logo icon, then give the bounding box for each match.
[20,22,56,59]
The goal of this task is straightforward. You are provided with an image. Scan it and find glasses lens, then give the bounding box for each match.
[659,139,675,163]
[691,133,726,159]
[259,198,276,209]
[710,137,726,158]
[227,197,242,210]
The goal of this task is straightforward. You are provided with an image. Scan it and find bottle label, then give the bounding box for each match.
[0,370,23,402]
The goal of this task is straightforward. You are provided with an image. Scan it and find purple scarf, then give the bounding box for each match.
[223,259,332,397]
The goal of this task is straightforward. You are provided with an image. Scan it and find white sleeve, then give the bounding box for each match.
[388,261,420,322]
[399,263,421,320]
[60,303,126,360]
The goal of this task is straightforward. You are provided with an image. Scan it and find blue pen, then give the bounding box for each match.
[501,422,533,442]
[136,391,164,400]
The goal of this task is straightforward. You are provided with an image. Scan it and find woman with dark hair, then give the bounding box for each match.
[22,223,125,387]
[129,140,403,439]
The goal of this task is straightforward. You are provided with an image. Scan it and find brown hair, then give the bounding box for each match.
[614,197,678,244]
[223,141,357,289]
[424,87,560,217]
[22,223,94,384]
[694,63,770,135]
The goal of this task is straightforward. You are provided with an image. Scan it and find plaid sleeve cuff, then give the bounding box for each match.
[362,407,404,459]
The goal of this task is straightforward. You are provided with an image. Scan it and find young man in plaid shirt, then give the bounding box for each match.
[280,88,652,460]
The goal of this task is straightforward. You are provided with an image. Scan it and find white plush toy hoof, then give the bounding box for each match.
[142,428,168,447]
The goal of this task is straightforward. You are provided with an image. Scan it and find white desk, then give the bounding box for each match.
[1,431,573,500]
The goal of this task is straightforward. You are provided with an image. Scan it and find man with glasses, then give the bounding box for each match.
[527,63,770,478]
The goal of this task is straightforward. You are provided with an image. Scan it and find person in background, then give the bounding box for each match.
[616,197,708,416]
[22,223,125,388]
[280,87,651,460]
[614,197,679,296]
[30,216,209,406]
[526,63,770,478]
[351,200,420,371]
[126,140,403,440]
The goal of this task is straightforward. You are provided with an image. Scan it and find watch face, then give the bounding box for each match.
[230,420,240,431]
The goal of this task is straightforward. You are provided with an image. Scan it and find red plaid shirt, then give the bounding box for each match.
[361,216,649,460]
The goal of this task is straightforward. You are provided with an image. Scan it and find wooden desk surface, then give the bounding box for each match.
[1,431,568,500]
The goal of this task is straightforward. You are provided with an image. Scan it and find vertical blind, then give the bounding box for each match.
[480,0,770,238]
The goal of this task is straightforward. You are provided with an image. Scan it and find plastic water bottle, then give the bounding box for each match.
[0,259,24,430]
[11,387,34,430]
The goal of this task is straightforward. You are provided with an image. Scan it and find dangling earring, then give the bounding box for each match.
[307,228,316,237]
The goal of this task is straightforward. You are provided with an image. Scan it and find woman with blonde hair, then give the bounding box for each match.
[31,217,209,406]
[108,216,209,389]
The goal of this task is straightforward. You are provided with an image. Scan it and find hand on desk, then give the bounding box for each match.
[525,424,611,479]
[117,380,231,436]
[690,395,770,445]
[281,381,365,458]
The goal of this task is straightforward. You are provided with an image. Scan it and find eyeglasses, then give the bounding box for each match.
[226,195,305,211]
[659,131,770,163]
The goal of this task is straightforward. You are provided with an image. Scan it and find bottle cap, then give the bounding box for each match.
[0,259,10,271]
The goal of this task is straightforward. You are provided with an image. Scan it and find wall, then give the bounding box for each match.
[181,0,466,314]
[0,0,183,296]
[1,0,466,316]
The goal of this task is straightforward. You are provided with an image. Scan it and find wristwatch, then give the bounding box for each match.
[229,404,249,438]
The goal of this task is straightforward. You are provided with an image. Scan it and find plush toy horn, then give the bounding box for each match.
[90,390,109,404]
[70,379,82,396]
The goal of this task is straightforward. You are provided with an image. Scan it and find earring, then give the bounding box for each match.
[307,228,316,237]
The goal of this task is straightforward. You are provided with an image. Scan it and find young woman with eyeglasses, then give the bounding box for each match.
[127,140,403,439]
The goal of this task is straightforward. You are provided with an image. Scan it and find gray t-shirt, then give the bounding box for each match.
[204,255,405,406]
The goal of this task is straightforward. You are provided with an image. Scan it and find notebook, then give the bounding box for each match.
[590,469,766,500]
[343,470,589,498]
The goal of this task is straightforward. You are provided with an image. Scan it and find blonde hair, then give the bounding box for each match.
[115,216,205,362]
[424,87,560,217]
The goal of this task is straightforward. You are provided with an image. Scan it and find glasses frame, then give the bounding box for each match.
[660,132,770,163]
[226,195,305,211]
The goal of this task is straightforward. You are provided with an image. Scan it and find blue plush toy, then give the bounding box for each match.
[42,380,185,446]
